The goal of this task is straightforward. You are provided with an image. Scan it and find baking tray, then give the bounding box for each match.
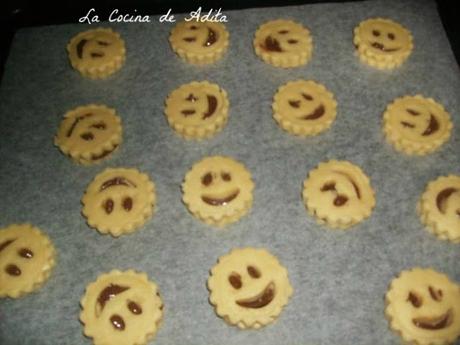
[0,0,459,344]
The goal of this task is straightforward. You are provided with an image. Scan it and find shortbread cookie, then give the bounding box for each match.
[169,21,229,64]
[208,248,293,329]
[82,168,155,237]
[254,19,313,68]
[182,156,254,227]
[353,18,413,69]
[385,268,460,345]
[80,270,163,345]
[418,175,460,243]
[273,80,337,136]
[0,224,55,298]
[383,95,452,155]
[303,160,376,229]
[55,104,122,165]
[165,81,229,140]
[67,28,126,79]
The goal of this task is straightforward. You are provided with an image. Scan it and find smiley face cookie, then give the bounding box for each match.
[254,19,313,68]
[303,160,376,229]
[385,268,460,345]
[353,18,413,69]
[273,80,337,136]
[182,156,254,227]
[55,104,122,165]
[67,28,126,79]
[169,21,229,64]
[165,81,229,140]
[208,248,293,329]
[418,175,460,243]
[383,95,452,155]
[82,168,156,237]
[0,224,56,298]
[80,270,163,345]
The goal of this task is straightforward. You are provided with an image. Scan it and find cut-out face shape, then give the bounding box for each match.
[80,270,163,345]
[273,80,337,136]
[386,269,460,344]
[208,248,293,329]
[82,168,155,236]
[0,224,55,298]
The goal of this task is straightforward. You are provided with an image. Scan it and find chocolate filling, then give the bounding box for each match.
[0,239,15,252]
[236,282,275,309]
[204,28,217,46]
[413,309,453,330]
[201,190,240,206]
[76,39,88,59]
[110,314,125,330]
[100,177,136,191]
[436,188,457,214]
[97,284,130,312]
[263,36,282,52]
[422,114,439,136]
[370,42,400,52]
[203,95,218,119]
[301,105,325,120]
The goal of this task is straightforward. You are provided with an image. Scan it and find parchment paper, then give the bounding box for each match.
[0,0,459,344]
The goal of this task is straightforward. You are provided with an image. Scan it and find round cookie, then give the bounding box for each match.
[182,156,254,227]
[302,160,376,229]
[254,19,313,68]
[67,28,126,79]
[385,268,460,345]
[80,270,163,345]
[0,224,56,298]
[169,21,229,64]
[418,175,460,243]
[55,104,122,165]
[272,80,337,136]
[353,18,413,69]
[164,81,229,140]
[383,95,452,155]
[208,248,293,329]
[82,168,156,237]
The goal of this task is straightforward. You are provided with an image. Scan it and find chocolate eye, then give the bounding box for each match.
[406,108,420,116]
[103,198,114,214]
[229,273,242,289]
[302,93,313,101]
[372,30,380,37]
[122,197,133,211]
[91,122,106,130]
[80,132,94,141]
[407,291,423,308]
[183,37,196,42]
[287,39,298,44]
[428,286,443,302]
[221,172,231,182]
[278,30,289,34]
[18,248,33,259]
[247,266,261,279]
[202,173,213,186]
[127,301,142,315]
[190,25,198,30]
[388,33,395,40]
[289,100,300,108]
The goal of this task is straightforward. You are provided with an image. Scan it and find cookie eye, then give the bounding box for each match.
[278,30,289,34]
[287,39,298,44]
[247,265,261,278]
[289,100,301,108]
[90,122,106,129]
[80,132,94,141]
[372,30,380,37]
[221,172,231,182]
[103,198,114,214]
[302,93,313,101]
[183,37,196,42]
[388,33,395,40]
[229,273,242,289]
[18,248,33,258]
[202,172,213,186]
[428,286,443,302]
[127,301,142,315]
[122,197,133,211]
[407,291,423,308]
[406,108,420,116]
[190,25,198,30]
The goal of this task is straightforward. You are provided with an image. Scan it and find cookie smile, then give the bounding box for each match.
[300,104,325,120]
[413,309,453,330]
[201,189,240,206]
[203,95,218,119]
[371,41,400,52]
[236,282,275,308]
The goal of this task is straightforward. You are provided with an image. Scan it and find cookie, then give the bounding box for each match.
[353,18,413,69]
[164,81,229,140]
[54,104,122,165]
[182,156,254,227]
[383,95,453,155]
[0,224,56,298]
[82,168,156,237]
[418,175,460,243]
[208,248,293,329]
[385,268,460,345]
[67,28,126,79]
[272,80,337,136]
[253,19,313,68]
[169,21,229,64]
[302,160,376,229]
[80,270,163,345]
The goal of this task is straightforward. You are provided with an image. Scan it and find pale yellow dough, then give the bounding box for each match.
[418,175,460,243]
[67,28,126,79]
[80,270,163,345]
[169,21,229,64]
[302,160,376,229]
[383,95,452,155]
[0,224,55,298]
[208,248,293,329]
[55,104,122,165]
[385,268,460,345]
[254,19,313,68]
[165,81,229,140]
[182,156,254,227]
[273,80,337,136]
[354,18,413,69]
[82,168,156,237]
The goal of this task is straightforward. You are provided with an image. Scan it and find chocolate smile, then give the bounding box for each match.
[236,282,275,308]
[371,42,400,52]
[413,309,453,330]
[436,188,458,213]
[203,95,218,119]
[204,28,217,47]
[263,36,282,52]
[300,105,325,120]
[422,114,439,136]
[201,189,240,206]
